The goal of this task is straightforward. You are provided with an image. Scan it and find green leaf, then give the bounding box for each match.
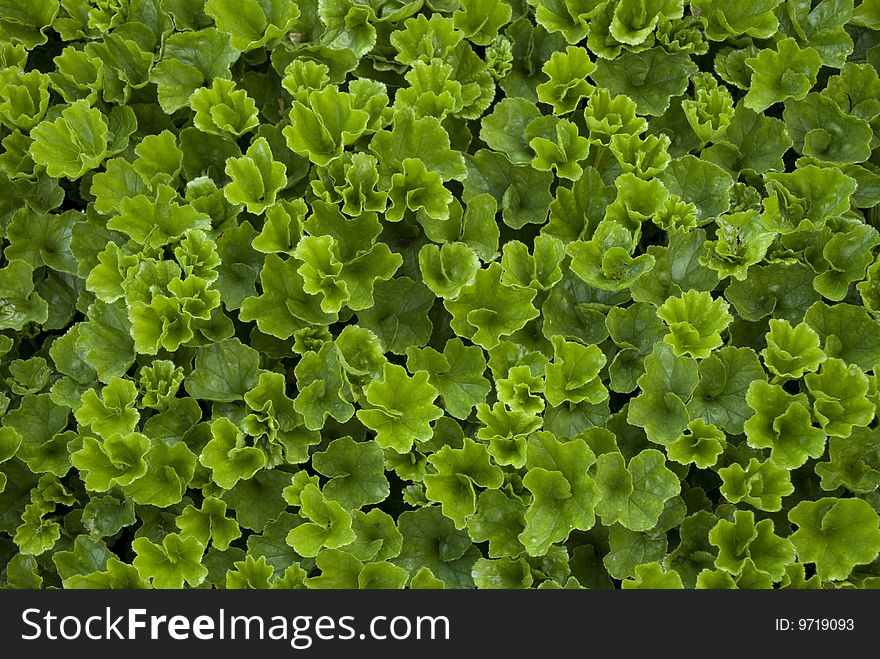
[176,497,241,551]
[467,489,527,558]
[200,417,266,490]
[529,117,591,181]
[477,402,543,468]
[784,0,853,65]
[0,67,49,131]
[394,507,479,588]
[544,336,607,407]
[657,290,733,359]
[132,533,208,588]
[107,185,211,250]
[186,338,261,402]
[81,493,136,538]
[583,88,648,145]
[0,260,48,330]
[700,211,776,281]
[14,499,61,555]
[190,77,259,138]
[666,419,725,469]
[628,342,699,446]
[454,0,512,46]
[281,59,330,104]
[361,559,411,589]
[387,158,452,221]
[371,108,467,182]
[592,48,698,116]
[621,562,684,589]
[464,149,553,229]
[222,469,290,532]
[567,221,656,292]
[594,449,680,531]
[343,508,402,563]
[813,220,880,301]
[501,235,566,292]
[293,342,356,430]
[687,347,765,434]
[805,359,876,438]
[709,509,795,580]
[63,557,148,589]
[317,0,379,57]
[205,0,300,51]
[425,438,504,529]
[536,45,596,115]
[858,255,880,315]
[71,433,150,492]
[703,103,792,174]
[53,535,113,581]
[681,74,734,144]
[444,40,495,120]
[444,262,539,350]
[300,203,402,312]
[286,483,356,558]
[725,263,819,324]
[356,363,442,453]
[788,498,880,581]
[0,426,22,491]
[804,301,880,371]
[223,137,287,214]
[694,0,783,40]
[313,437,389,510]
[646,226,723,296]
[226,555,274,589]
[74,377,139,439]
[744,380,826,469]
[138,360,185,412]
[472,557,533,589]
[406,338,491,420]
[761,165,857,235]
[496,365,545,415]
[760,319,825,379]
[3,394,70,476]
[152,28,240,113]
[606,302,668,393]
[480,97,542,164]
[283,86,369,167]
[815,427,880,494]
[124,440,196,507]
[610,132,672,181]
[659,155,734,225]
[247,512,303,572]
[302,548,361,589]
[783,93,873,164]
[718,457,794,512]
[0,0,58,48]
[612,0,685,45]
[520,431,598,555]
[390,13,463,66]
[240,253,335,339]
[29,100,109,179]
[853,0,880,27]
[603,496,684,578]
[252,200,307,255]
[743,38,822,113]
[393,58,463,121]
[418,242,480,300]
[526,0,593,43]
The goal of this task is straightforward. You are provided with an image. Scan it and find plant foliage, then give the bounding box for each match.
[0,0,879,591]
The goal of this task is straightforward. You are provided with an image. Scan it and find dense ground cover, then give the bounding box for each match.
[1,0,880,589]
